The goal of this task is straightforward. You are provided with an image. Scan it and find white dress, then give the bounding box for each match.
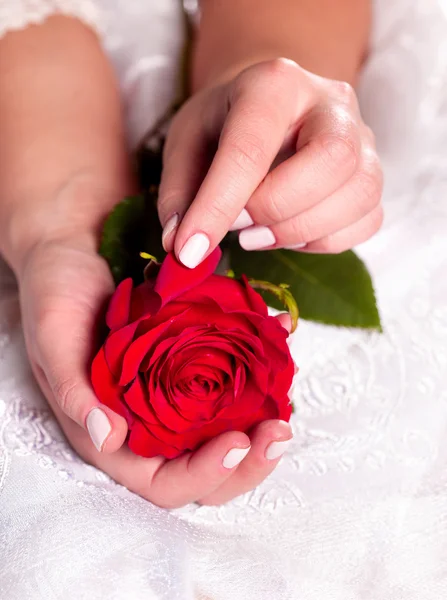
[1,1,447,599]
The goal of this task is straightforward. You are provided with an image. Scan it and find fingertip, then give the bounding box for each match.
[86,406,128,454]
[276,312,292,333]
[190,429,250,470]
[251,418,292,441]
[177,232,210,269]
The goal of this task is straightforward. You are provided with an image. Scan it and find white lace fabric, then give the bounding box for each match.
[2,0,447,598]
[0,0,101,37]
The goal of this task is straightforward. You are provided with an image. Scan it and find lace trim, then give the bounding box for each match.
[0,1,102,39]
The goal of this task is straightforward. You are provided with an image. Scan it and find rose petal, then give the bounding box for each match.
[119,320,175,386]
[234,364,246,398]
[217,379,265,420]
[240,275,269,316]
[176,349,234,379]
[154,248,222,306]
[104,321,140,377]
[143,323,206,369]
[124,375,158,424]
[268,351,295,400]
[146,372,201,432]
[259,317,291,372]
[106,278,133,331]
[135,302,189,339]
[128,420,180,458]
[129,280,161,322]
[90,347,131,422]
[178,274,261,313]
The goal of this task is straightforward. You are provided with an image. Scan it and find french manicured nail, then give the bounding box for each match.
[179,233,210,268]
[229,209,254,231]
[265,439,291,461]
[286,243,307,250]
[86,407,112,452]
[239,226,276,250]
[162,213,179,250]
[223,446,251,469]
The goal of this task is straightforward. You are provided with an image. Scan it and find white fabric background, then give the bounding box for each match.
[1,0,447,598]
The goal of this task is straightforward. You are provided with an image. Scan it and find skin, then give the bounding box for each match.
[0,1,381,508]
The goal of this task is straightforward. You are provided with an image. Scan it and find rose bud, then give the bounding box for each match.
[91,248,294,459]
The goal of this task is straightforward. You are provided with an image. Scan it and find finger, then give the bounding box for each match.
[303,204,384,254]
[148,431,251,508]
[158,99,213,252]
[244,103,362,229]
[239,145,382,250]
[32,309,128,454]
[161,59,313,269]
[276,312,292,333]
[56,395,252,509]
[199,420,293,506]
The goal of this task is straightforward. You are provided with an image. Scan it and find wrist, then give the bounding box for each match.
[194,54,289,91]
[193,0,370,90]
[2,175,133,277]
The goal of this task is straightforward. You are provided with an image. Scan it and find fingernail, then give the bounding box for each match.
[286,243,307,250]
[229,209,254,231]
[162,213,179,251]
[86,407,112,452]
[239,226,276,250]
[265,439,291,461]
[222,446,250,469]
[179,233,210,268]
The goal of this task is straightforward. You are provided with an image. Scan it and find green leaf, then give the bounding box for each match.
[229,243,382,331]
[99,192,165,285]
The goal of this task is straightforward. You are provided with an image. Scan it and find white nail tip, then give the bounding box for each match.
[162,213,179,247]
[265,439,291,461]
[179,233,210,269]
[222,446,251,469]
[229,209,255,231]
[239,226,276,251]
[286,243,307,250]
[86,407,111,452]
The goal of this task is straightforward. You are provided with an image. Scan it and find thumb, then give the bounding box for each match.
[31,303,128,454]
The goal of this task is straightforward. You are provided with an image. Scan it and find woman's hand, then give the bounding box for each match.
[159,58,383,267]
[16,229,293,508]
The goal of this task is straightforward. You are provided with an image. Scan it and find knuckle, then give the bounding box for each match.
[287,214,314,244]
[332,80,356,104]
[356,164,383,210]
[157,185,183,219]
[317,237,344,254]
[260,176,290,223]
[52,376,79,418]
[319,128,359,177]
[224,130,270,173]
[263,57,300,81]
[364,125,376,145]
[33,308,58,355]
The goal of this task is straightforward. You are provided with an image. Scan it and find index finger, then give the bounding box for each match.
[173,59,312,268]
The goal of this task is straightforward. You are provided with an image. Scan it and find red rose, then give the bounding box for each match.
[91,247,294,459]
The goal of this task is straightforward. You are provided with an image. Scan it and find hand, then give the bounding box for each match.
[17,235,293,508]
[159,58,383,267]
